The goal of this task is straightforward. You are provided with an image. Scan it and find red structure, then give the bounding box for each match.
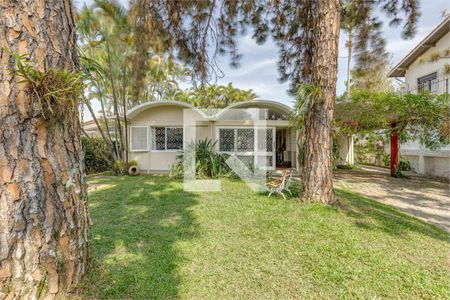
[390,123,399,176]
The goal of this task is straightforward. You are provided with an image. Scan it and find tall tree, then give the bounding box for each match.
[0,0,90,298]
[133,0,419,204]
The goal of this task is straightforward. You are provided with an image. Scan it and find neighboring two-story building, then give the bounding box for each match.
[388,16,449,177]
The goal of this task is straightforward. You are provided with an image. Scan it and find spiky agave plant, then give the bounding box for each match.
[170,138,232,179]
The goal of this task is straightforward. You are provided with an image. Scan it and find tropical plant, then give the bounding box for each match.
[170,139,233,179]
[77,0,191,164]
[176,83,258,108]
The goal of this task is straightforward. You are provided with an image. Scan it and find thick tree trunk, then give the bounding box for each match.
[301,0,340,204]
[0,1,91,298]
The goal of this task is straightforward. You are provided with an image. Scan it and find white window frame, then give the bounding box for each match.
[151,126,184,152]
[129,126,149,152]
[216,126,276,170]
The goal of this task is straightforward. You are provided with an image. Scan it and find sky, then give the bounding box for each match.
[76,0,450,109]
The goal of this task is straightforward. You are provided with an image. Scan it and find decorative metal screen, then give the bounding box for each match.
[218,127,275,169]
[152,127,166,150]
[236,129,254,151]
[130,127,148,150]
[219,129,235,151]
[166,128,183,150]
[151,127,183,150]
[257,128,273,152]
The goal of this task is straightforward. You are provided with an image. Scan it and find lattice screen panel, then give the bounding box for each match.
[152,127,166,150]
[236,129,254,151]
[257,129,273,152]
[166,128,183,150]
[219,129,235,151]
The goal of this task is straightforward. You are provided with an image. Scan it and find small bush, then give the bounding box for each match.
[170,139,233,179]
[128,160,138,167]
[383,154,412,171]
[82,137,113,174]
[113,160,127,175]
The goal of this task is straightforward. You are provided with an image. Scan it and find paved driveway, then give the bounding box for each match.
[334,166,450,231]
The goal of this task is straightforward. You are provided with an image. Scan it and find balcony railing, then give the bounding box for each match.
[395,77,450,95]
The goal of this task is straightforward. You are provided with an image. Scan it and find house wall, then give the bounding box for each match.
[129,106,206,172]
[399,31,450,178]
[404,31,450,91]
[128,102,299,172]
[336,135,354,165]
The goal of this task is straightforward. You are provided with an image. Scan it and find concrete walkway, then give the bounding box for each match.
[334,165,450,231]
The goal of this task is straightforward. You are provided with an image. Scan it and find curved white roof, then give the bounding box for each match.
[126,99,292,120]
[215,99,292,119]
[126,100,208,119]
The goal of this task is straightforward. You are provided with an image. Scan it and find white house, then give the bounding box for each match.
[388,16,450,177]
[126,100,300,173]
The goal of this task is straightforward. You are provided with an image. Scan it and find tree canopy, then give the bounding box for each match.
[336,90,450,150]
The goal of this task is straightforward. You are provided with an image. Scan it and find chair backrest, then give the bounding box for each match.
[280,169,291,186]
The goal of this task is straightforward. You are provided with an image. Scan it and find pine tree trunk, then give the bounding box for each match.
[0,1,91,298]
[301,0,340,204]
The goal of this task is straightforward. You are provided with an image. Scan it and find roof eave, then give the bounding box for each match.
[387,17,449,78]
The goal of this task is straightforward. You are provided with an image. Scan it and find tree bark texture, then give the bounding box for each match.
[301,0,340,204]
[0,0,91,298]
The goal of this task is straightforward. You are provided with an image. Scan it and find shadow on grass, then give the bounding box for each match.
[336,189,448,241]
[84,176,199,299]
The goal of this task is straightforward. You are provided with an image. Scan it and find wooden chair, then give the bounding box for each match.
[266,169,293,199]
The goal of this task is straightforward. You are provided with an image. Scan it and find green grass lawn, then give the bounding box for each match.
[84,175,449,299]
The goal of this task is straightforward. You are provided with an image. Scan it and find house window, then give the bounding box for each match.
[151,127,183,151]
[219,129,235,151]
[217,127,275,169]
[417,72,437,93]
[130,126,148,151]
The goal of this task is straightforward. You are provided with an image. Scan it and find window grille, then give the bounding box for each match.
[167,128,183,150]
[417,72,438,93]
[151,127,183,150]
[218,127,275,169]
[219,129,235,151]
[236,129,254,151]
[257,128,273,152]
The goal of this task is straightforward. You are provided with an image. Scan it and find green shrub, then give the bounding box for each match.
[82,137,113,174]
[113,160,127,175]
[170,139,233,179]
[383,154,412,171]
[399,159,412,171]
[128,160,138,167]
